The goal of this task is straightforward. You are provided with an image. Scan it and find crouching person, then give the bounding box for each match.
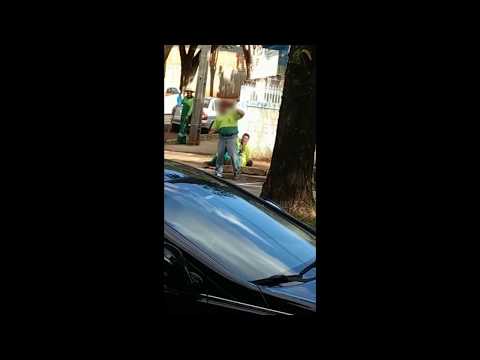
[208,132,253,168]
[238,133,253,167]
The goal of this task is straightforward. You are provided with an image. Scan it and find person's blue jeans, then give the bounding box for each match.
[216,134,240,175]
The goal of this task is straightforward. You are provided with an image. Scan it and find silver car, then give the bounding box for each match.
[171,97,220,133]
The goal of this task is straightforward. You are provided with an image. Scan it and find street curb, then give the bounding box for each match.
[204,163,267,176]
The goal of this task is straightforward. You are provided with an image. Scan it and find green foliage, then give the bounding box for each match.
[290,46,313,65]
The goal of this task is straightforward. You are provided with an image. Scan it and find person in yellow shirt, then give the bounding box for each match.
[237,133,253,167]
[209,99,245,179]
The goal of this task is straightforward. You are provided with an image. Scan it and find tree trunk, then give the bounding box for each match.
[242,45,252,79]
[260,45,316,222]
[179,45,201,92]
[209,46,219,96]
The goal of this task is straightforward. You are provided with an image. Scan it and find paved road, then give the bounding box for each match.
[232,180,316,199]
[198,167,263,196]
[233,181,264,197]
[200,166,316,199]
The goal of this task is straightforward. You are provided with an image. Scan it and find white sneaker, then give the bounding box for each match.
[215,172,223,178]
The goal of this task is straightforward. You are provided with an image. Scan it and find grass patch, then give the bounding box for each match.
[297,214,316,230]
[289,206,316,231]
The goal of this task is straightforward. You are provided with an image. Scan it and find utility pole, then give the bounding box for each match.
[188,45,211,145]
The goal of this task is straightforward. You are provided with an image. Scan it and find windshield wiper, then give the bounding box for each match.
[299,260,316,276]
[252,260,316,286]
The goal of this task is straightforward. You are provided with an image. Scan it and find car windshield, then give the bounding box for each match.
[164,164,316,282]
[203,98,210,108]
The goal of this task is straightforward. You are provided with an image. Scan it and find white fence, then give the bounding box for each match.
[237,81,282,159]
[239,82,283,110]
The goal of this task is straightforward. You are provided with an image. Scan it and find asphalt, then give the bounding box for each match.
[221,171,316,199]
[198,167,265,196]
[229,180,264,197]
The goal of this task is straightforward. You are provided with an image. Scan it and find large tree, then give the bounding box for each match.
[178,45,201,92]
[260,45,316,224]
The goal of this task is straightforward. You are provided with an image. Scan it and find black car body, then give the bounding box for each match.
[164,160,317,316]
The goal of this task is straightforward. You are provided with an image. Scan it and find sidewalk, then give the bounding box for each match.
[165,138,218,155]
[165,149,269,175]
[164,137,271,173]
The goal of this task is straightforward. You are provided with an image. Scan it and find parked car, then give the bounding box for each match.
[164,87,181,115]
[164,160,316,316]
[170,97,220,133]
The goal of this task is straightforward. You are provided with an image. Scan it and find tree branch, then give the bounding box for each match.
[179,45,186,58]
[187,45,198,57]
[242,45,252,79]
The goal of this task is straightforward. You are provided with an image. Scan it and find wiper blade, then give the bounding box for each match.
[252,274,304,286]
[252,260,316,287]
[299,260,316,276]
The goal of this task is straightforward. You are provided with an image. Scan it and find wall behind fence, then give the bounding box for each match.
[237,104,279,160]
